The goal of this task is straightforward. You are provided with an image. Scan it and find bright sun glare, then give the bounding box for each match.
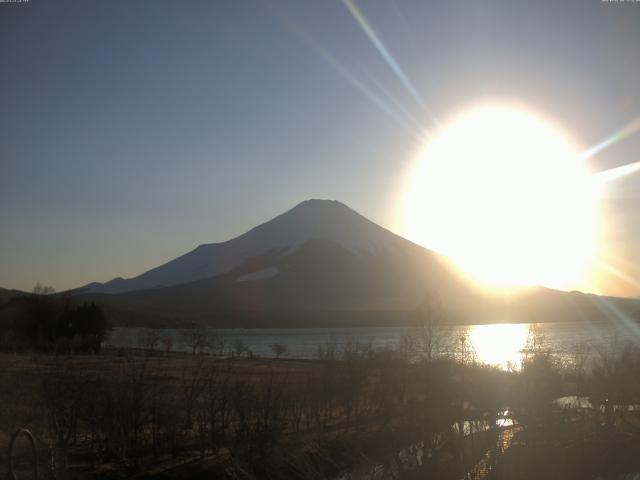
[469,323,530,369]
[404,105,601,290]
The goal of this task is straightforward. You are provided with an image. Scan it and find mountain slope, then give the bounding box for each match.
[77,237,472,327]
[84,200,417,294]
[0,287,25,306]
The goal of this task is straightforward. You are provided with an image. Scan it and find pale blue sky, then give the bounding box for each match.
[1,0,639,295]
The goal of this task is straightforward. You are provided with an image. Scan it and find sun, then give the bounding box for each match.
[403,104,601,291]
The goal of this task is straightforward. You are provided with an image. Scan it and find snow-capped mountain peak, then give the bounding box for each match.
[83,199,412,294]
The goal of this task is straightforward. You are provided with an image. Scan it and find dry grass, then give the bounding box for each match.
[1,344,640,479]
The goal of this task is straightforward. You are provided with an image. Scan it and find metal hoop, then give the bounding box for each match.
[6,428,38,480]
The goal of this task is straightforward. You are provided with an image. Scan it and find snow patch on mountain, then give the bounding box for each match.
[235,267,280,283]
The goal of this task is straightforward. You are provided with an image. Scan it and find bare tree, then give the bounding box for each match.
[138,328,161,351]
[183,325,210,355]
[410,294,451,363]
[233,338,247,357]
[35,355,87,477]
[32,283,56,295]
[317,337,338,361]
[209,331,225,355]
[340,339,369,429]
[181,357,207,432]
[160,334,174,354]
[270,342,288,359]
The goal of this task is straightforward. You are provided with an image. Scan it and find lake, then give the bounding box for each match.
[106,319,635,369]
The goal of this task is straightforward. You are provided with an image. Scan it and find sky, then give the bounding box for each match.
[1,0,639,296]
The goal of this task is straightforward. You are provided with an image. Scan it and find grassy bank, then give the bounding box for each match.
[1,339,640,479]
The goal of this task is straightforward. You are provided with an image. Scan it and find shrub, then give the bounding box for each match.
[0,294,109,352]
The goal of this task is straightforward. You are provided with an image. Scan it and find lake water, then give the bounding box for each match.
[106,320,637,369]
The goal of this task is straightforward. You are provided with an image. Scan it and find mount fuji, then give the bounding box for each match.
[74,199,640,327]
[75,200,474,326]
[83,199,446,295]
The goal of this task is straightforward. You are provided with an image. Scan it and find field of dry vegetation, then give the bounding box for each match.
[2,335,640,480]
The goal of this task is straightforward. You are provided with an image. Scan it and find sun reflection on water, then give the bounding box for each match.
[468,323,530,369]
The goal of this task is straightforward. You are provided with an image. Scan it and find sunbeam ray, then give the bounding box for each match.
[588,294,640,340]
[596,259,640,291]
[592,160,640,184]
[580,116,640,161]
[342,0,440,127]
[365,71,431,138]
[284,21,426,140]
